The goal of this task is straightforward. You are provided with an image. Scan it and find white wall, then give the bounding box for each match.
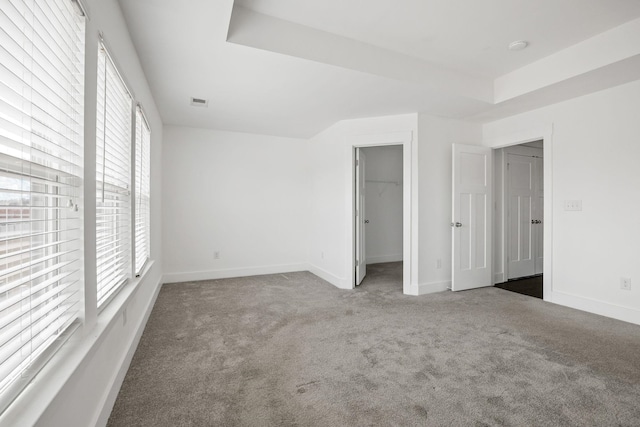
[162,127,308,282]
[307,113,483,295]
[307,114,419,290]
[416,114,482,294]
[0,1,164,426]
[484,80,640,326]
[362,146,403,264]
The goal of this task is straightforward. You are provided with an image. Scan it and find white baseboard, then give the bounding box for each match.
[163,263,308,284]
[550,290,640,326]
[366,254,403,264]
[494,272,505,284]
[418,280,451,295]
[307,264,349,289]
[94,275,163,427]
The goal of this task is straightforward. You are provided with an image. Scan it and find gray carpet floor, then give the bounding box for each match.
[107,262,640,426]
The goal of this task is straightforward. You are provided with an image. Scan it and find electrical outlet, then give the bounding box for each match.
[214,251,220,260]
[321,251,324,259]
[122,308,127,326]
[436,259,442,269]
[621,277,631,291]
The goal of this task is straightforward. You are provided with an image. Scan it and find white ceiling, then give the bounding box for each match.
[237,0,640,78]
[118,0,640,138]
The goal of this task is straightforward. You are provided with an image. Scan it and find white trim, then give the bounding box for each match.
[307,264,349,289]
[550,291,640,326]
[346,132,416,295]
[484,124,554,302]
[366,254,403,264]
[94,274,162,427]
[485,125,552,149]
[418,281,451,295]
[162,263,308,284]
[494,272,505,284]
[0,262,159,427]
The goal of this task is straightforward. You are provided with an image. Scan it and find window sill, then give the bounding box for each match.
[0,260,157,427]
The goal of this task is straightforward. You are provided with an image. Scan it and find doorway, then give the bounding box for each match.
[355,145,403,290]
[494,141,544,299]
[347,131,414,295]
[451,132,552,300]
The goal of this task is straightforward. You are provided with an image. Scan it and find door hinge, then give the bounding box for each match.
[356,159,359,166]
[507,162,510,170]
[356,260,359,266]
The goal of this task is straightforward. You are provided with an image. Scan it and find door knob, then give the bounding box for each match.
[451,222,462,228]
[364,220,369,224]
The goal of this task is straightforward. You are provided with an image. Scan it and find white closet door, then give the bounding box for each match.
[355,149,367,285]
[507,154,536,279]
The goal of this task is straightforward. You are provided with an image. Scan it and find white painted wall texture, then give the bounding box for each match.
[416,114,482,294]
[362,146,403,264]
[0,1,164,426]
[306,112,483,295]
[484,80,640,325]
[307,114,419,289]
[162,127,309,283]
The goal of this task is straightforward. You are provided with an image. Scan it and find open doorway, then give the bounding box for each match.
[451,130,552,300]
[494,140,544,299]
[348,131,414,295]
[355,145,403,291]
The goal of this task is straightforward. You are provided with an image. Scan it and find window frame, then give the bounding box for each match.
[0,0,86,413]
[95,39,134,309]
[133,104,151,277]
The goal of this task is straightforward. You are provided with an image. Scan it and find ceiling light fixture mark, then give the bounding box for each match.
[508,40,529,51]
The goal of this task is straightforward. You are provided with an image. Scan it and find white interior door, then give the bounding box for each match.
[355,148,366,285]
[505,148,544,279]
[452,144,492,291]
[506,153,535,279]
[534,157,544,274]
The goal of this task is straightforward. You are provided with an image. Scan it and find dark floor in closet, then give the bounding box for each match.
[495,275,543,299]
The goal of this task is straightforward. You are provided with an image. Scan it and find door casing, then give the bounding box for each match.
[347,132,415,295]
[485,125,553,302]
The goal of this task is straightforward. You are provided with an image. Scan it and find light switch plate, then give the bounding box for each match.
[564,200,582,211]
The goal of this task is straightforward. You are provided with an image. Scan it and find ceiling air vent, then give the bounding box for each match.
[190,97,208,107]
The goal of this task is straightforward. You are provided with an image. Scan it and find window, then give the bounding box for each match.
[134,106,150,275]
[95,42,132,308]
[0,0,85,409]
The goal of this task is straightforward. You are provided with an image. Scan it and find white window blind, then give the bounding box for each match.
[134,106,150,275]
[0,0,84,409]
[96,42,131,308]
